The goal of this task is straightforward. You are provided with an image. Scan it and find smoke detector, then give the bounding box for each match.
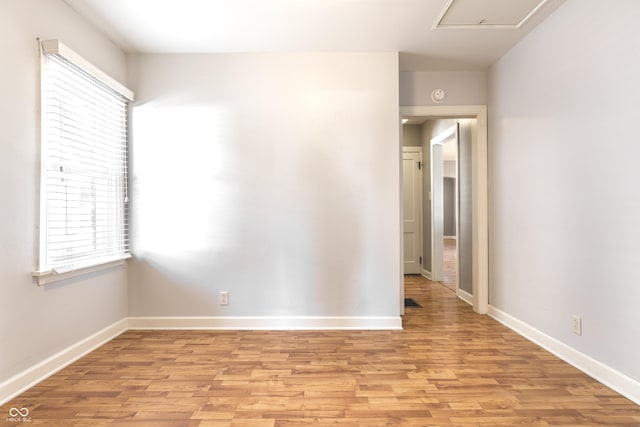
[431,89,446,103]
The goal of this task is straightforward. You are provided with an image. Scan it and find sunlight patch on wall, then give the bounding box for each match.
[131,105,234,255]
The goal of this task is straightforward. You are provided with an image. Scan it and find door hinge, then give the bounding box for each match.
[418,161,422,170]
[419,256,422,264]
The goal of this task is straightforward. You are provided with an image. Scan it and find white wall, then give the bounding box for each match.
[443,161,456,178]
[489,0,640,382]
[127,53,401,319]
[400,71,486,106]
[0,0,128,384]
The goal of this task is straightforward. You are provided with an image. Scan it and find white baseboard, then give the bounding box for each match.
[128,316,402,330]
[487,305,640,406]
[421,269,432,280]
[456,289,473,306]
[443,235,457,240]
[0,318,128,406]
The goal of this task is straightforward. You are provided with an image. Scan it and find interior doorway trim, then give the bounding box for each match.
[400,105,488,315]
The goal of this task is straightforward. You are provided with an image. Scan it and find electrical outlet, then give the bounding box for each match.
[219,291,229,306]
[572,315,582,336]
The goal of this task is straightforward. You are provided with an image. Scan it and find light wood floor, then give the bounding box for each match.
[442,238,457,293]
[3,276,640,426]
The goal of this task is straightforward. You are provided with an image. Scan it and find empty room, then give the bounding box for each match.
[1,0,640,425]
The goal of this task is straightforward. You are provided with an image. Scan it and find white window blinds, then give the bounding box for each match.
[38,40,133,275]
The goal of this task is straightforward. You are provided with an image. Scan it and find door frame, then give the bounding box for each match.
[400,105,488,315]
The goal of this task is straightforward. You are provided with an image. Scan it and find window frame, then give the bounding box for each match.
[33,39,134,286]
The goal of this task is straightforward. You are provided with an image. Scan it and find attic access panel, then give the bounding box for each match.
[435,0,548,29]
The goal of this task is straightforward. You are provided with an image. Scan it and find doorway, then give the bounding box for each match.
[431,124,459,294]
[400,105,488,315]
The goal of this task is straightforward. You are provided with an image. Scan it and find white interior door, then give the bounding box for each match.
[402,148,422,274]
[431,124,458,282]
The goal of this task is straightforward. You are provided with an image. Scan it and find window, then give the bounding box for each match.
[34,40,134,285]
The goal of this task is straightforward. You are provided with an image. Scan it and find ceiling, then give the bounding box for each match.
[63,0,565,71]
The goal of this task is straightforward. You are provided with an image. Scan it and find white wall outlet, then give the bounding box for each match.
[572,315,582,336]
[219,291,229,306]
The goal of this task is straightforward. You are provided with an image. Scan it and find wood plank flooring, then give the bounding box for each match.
[442,238,457,293]
[3,276,640,426]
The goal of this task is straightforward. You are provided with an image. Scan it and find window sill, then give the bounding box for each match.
[32,254,131,286]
